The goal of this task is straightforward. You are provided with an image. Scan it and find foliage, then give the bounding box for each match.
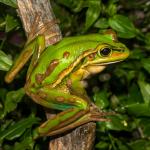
[0,0,150,149]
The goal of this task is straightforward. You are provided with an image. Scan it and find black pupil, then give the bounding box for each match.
[100,48,111,56]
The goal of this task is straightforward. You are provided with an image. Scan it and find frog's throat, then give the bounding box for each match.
[81,65,106,80]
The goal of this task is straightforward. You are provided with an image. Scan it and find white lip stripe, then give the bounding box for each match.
[90,60,122,66]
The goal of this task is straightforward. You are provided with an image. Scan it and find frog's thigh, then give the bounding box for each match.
[33,87,89,111]
[30,87,90,137]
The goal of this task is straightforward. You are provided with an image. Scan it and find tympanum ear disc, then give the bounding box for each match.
[104,29,118,42]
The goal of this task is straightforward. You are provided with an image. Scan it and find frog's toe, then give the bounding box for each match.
[88,107,116,122]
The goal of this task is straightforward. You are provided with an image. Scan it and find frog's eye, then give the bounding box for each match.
[98,47,112,57]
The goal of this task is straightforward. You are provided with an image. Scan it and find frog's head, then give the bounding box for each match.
[82,32,129,69]
[89,42,129,65]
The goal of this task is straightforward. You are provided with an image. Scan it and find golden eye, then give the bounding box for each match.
[99,47,112,57]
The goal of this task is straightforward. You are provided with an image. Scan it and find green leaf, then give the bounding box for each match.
[129,48,146,60]
[127,83,143,104]
[57,0,84,12]
[0,116,39,141]
[13,136,35,150]
[140,119,150,137]
[95,141,109,149]
[94,18,109,29]
[145,33,150,49]
[0,50,12,71]
[3,88,25,116]
[116,140,129,150]
[0,88,7,102]
[0,120,14,132]
[138,81,150,103]
[93,90,109,109]
[104,115,131,131]
[109,15,137,38]
[141,58,150,74]
[129,139,150,150]
[84,1,101,31]
[106,2,117,16]
[0,0,17,8]
[5,14,19,32]
[125,103,150,117]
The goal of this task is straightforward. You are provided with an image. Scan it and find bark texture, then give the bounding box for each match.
[17,0,62,46]
[16,0,96,149]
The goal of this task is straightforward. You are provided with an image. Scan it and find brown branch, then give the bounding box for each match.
[49,123,96,150]
[16,0,96,149]
[17,0,62,46]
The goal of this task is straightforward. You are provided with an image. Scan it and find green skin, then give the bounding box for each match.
[5,32,129,139]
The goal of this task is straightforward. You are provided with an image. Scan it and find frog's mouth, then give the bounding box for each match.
[92,60,122,66]
[81,60,123,69]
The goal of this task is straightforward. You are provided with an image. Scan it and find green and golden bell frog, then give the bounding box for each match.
[5,31,129,139]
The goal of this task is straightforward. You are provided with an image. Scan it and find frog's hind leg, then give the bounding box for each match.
[26,86,109,139]
[46,110,110,137]
[26,87,89,138]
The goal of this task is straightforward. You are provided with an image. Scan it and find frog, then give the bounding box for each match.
[5,30,129,139]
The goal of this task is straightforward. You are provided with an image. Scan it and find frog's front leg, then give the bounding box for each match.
[68,66,105,102]
[68,68,91,102]
[5,35,45,83]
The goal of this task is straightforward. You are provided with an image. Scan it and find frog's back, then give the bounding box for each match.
[30,34,113,86]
